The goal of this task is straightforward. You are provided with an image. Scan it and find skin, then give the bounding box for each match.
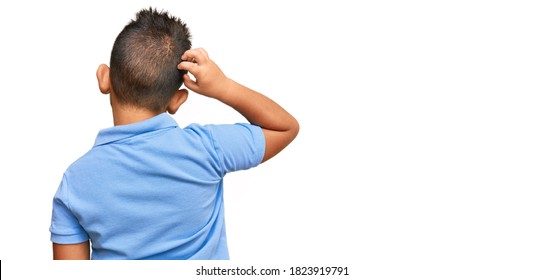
[53,48,299,260]
[178,48,299,163]
[53,241,90,260]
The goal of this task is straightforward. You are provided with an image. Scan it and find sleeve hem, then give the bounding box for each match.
[51,233,89,244]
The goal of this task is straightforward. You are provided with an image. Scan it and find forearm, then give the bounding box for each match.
[217,79,299,162]
[179,48,299,162]
[219,79,298,132]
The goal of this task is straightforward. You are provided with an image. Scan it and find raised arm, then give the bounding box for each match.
[178,48,299,163]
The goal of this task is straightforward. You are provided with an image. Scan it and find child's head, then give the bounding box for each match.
[99,7,192,113]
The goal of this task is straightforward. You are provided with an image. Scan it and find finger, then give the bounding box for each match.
[178,61,199,73]
[182,74,199,92]
[181,48,208,65]
[180,52,195,62]
[181,49,195,61]
[195,48,208,58]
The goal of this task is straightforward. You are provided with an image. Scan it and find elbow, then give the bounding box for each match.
[288,117,300,143]
[292,118,300,139]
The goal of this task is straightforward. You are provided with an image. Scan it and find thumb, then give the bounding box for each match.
[182,74,199,92]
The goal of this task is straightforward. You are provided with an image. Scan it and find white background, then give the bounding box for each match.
[1,0,543,279]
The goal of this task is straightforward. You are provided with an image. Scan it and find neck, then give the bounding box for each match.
[111,103,161,126]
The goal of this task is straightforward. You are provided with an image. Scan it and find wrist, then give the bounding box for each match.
[215,78,238,103]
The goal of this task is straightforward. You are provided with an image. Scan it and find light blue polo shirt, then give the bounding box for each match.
[49,113,265,260]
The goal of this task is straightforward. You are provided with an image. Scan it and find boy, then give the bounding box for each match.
[49,8,298,260]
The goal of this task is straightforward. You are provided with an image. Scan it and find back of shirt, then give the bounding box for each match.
[49,113,265,259]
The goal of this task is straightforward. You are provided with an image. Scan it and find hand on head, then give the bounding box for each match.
[178,48,232,100]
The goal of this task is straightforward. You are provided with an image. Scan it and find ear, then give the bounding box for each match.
[96,64,111,94]
[167,89,189,114]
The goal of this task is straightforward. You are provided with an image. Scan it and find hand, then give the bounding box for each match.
[180,48,299,163]
[177,48,232,99]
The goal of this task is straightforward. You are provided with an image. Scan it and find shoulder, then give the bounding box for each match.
[61,143,111,184]
[183,123,264,149]
[184,123,263,138]
[183,123,265,172]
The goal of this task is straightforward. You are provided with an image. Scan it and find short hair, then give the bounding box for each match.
[109,7,192,112]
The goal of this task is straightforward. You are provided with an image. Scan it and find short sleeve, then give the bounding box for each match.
[206,123,265,174]
[49,175,89,244]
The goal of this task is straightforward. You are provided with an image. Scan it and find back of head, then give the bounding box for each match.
[110,7,192,113]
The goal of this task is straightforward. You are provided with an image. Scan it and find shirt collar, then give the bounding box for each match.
[94,113,178,147]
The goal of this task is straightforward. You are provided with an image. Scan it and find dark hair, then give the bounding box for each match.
[109,7,192,112]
